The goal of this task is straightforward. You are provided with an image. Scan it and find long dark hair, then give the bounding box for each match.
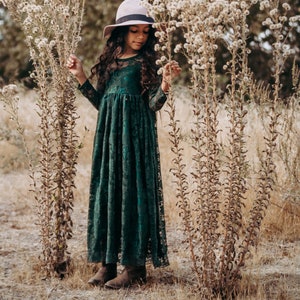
[90,25,160,94]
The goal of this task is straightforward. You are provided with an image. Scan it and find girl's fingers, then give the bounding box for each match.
[67,60,73,67]
[66,54,79,68]
[67,58,78,69]
[166,61,181,70]
[163,61,181,79]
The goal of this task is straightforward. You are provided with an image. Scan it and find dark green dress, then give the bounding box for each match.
[79,55,169,268]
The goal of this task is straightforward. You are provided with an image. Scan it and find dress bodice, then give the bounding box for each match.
[105,55,143,96]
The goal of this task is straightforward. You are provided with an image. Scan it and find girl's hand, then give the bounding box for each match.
[161,60,181,93]
[67,54,88,85]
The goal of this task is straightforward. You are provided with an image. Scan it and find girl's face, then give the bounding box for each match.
[123,24,150,55]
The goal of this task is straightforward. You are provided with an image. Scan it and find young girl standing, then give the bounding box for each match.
[67,0,181,289]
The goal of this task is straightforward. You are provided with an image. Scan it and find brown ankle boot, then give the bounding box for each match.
[104,265,146,289]
[88,262,117,286]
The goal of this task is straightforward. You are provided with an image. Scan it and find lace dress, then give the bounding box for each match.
[79,55,169,267]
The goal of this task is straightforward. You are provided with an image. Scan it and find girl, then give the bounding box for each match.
[67,0,181,289]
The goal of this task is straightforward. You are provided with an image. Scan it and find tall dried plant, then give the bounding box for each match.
[1,0,85,278]
[234,0,291,278]
[145,0,299,298]
[143,1,200,284]
[216,2,250,296]
[175,1,224,294]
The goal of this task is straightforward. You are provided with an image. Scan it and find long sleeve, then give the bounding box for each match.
[78,80,103,110]
[148,85,168,112]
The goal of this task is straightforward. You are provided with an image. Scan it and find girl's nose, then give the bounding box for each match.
[138,33,145,39]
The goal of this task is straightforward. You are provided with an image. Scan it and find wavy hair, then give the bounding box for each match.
[90,25,160,95]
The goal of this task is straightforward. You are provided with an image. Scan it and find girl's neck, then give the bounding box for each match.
[118,54,139,60]
[118,49,140,59]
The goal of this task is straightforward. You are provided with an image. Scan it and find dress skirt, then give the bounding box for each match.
[79,55,169,267]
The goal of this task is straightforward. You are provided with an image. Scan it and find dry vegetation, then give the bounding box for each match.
[1,0,85,278]
[146,0,300,298]
[0,86,299,299]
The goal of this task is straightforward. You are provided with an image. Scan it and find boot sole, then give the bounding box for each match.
[88,273,117,286]
[105,277,146,289]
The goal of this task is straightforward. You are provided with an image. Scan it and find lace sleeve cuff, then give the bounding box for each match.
[78,80,101,110]
[149,86,168,112]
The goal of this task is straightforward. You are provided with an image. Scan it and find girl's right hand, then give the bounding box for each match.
[67,54,88,85]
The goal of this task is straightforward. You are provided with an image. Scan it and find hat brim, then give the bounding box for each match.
[103,20,154,38]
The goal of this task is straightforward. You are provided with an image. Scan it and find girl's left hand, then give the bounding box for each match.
[161,60,181,93]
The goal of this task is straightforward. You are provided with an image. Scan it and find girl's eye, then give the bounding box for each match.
[129,29,149,34]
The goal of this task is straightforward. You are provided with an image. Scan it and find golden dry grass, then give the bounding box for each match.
[0,88,299,299]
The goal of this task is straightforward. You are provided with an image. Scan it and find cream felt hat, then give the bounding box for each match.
[103,0,154,38]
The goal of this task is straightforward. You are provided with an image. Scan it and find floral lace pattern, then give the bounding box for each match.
[79,55,169,267]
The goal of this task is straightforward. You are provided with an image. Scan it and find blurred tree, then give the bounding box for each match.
[0,0,122,86]
[215,0,300,98]
[251,0,300,98]
[0,5,33,87]
[0,0,299,98]
[76,0,121,71]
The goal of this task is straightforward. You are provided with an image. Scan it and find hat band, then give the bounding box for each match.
[116,14,154,24]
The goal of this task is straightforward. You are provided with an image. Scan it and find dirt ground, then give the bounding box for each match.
[1,168,299,300]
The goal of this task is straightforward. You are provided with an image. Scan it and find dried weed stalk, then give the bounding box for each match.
[146,0,299,298]
[145,1,200,284]
[1,0,85,278]
[176,1,224,295]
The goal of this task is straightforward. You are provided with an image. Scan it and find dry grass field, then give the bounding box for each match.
[1,87,299,299]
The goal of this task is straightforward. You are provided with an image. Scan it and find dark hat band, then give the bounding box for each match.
[116,14,154,24]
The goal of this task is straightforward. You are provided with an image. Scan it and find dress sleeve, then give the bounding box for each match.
[78,79,102,110]
[148,85,168,112]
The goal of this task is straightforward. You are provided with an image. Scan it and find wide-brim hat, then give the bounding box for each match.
[103,0,155,38]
